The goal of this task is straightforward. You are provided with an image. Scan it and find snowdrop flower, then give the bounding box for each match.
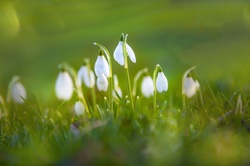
[112,74,122,98]
[183,77,200,98]
[11,80,26,104]
[74,100,85,116]
[94,51,109,77]
[77,65,95,88]
[141,76,154,98]
[55,71,73,100]
[182,66,200,98]
[156,71,168,93]
[97,74,108,92]
[113,34,136,66]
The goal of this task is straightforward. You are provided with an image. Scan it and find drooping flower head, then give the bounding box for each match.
[55,70,74,100]
[77,61,95,88]
[94,50,109,78]
[97,74,108,92]
[113,33,136,66]
[74,100,85,116]
[182,66,200,98]
[9,76,26,104]
[156,68,168,93]
[141,75,154,98]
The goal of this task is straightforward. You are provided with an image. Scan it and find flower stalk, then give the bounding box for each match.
[122,33,134,111]
[153,65,160,111]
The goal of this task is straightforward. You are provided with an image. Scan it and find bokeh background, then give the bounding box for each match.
[1,0,250,102]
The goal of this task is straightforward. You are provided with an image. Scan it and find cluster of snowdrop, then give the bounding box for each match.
[0,34,200,119]
[54,33,200,116]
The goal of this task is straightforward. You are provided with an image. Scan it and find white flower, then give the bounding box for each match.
[11,81,26,104]
[74,101,85,116]
[141,76,154,98]
[156,72,168,93]
[94,55,109,77]
[113,41,136,66]
[77,65,95,88]
[184,77,200,98]
[182,66,200,98]
[97,74,108,92]
[55,71,73,100]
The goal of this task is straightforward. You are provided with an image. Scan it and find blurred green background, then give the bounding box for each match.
[1,0,250,102]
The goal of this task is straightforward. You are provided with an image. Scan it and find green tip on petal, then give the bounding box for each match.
[120,33,124,41]
[98,49,104,56]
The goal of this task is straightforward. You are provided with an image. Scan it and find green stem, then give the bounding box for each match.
[153,64,161,112]
[0,96,8,117]
[182,94,186,111]
[94,43,114,112]
[122,34,134,111]
[132,68,148,97]
[84,59,98,114]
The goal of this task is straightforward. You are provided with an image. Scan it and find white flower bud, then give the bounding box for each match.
[113,41,136,66]
[97,74,108,92]
[55,71,73,100]
[141,76,154,98]
[182,66,200,98]
[94,55,109,78]
[77,66,95,88]
[156,72,168,93]
[74,101,85,116]
[11,81,26,104]
[184,77,200,98]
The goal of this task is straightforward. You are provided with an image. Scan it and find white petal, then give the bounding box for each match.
[113,41,124,66]
[94,56,109,77]
[78,66,95,88]
[113,74,119,89]
[182,66,196,94]
[126,43,136,63]
[97,74,108,92]
[156,72,168,93]
[195,80,200,90]
[141,76,154,98]
[77,66,86,86]
[74,101,85,116]
[84,70,95,88]
[55,71,73,100]
[11,82,26,104]
[184,77,197,98]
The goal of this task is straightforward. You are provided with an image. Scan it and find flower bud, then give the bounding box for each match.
[77,65,95,88]
[156,71,168,93]
[74,100,85,116]
[94,53,109,78]
[141,76,154,98]
[11,81,26,104]
[97,74,108,92]
[55,71,73,100]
